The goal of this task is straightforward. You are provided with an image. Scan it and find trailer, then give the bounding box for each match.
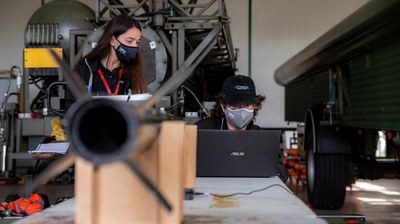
[274,0,400,209]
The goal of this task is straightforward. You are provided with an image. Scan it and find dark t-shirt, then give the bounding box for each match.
[74,58,132,95]
[195,116,261,130]
[195,115,289,182]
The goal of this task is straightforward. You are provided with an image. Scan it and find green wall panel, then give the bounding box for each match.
[285,70,330,122]
[349,37,400,130]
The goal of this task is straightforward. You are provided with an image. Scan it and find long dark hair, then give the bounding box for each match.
[210,93,266,117]
[85,14,148,93]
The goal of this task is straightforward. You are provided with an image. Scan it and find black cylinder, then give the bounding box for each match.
[67,97,139,165]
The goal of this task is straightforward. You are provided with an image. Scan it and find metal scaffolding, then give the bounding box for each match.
[94,0,236,94]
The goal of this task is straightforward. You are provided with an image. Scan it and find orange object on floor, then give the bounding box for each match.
[0,194,45,216]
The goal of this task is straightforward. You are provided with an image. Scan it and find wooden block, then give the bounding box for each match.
[96,129,160,224]
[159,121,186,224]
[75,157,95,224]
[74,121,187,224]
[183,125,197,190]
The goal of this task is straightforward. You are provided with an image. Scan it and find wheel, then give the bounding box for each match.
[304,110,347,209]
[59,173,72,185]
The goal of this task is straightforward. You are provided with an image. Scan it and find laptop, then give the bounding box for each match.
[196,129,281,177]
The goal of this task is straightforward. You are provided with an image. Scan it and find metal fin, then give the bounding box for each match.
[123,159,173,212]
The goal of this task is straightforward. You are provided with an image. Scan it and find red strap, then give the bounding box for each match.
[97,69,123,95]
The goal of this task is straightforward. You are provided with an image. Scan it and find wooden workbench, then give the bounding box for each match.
[184,177,326,223]
[15,177,326,224]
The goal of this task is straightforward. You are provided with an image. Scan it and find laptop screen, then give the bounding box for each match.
[196,129,281,177]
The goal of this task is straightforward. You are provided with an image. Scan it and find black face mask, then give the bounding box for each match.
[113,38,138,64]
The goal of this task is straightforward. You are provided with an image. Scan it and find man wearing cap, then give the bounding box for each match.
[196,75,266,130]
[196,75,289,182]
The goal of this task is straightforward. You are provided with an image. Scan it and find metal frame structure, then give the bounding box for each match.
[1,0,236,178]
[94,0,236,97]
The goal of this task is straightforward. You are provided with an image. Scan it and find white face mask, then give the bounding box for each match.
[225,107,254,129]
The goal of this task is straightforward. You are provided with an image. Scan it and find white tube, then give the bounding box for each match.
[1,144,6,173]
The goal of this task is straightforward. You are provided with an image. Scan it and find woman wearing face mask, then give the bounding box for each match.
[196,75,265,130]
[74,14,148,96]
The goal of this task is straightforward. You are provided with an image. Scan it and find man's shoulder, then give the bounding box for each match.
[248,123,261,130]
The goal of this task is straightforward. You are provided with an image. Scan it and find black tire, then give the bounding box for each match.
[59,173,72,185]
[305,110,347,210]
[306,147,347,209]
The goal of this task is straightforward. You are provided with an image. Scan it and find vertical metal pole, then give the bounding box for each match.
[8,108,16,174]
[0,111,7,173]
[70,34,75,68]
[178,29,185,66]
[1,145,6,172]
[95,0,100,23]
[176,29,185,115]
[171,30,178,109]
[218,0,222,16]
[172,31,178,73]
[248,0,252,76]
[153,0,164,27]
[23,67,30,113]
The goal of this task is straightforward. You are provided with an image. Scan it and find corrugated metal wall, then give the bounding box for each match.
[285,70,330,122]
[349,37,400,130]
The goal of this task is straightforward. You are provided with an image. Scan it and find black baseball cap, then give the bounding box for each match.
[222,75,256,105]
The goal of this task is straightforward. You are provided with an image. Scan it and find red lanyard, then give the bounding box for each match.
[97,69,123,95]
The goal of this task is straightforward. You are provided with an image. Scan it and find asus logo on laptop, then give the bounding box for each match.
[230,152,245,156]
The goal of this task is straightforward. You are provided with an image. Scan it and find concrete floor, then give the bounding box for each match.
[0,177,399,223]
[288,178,400,224]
